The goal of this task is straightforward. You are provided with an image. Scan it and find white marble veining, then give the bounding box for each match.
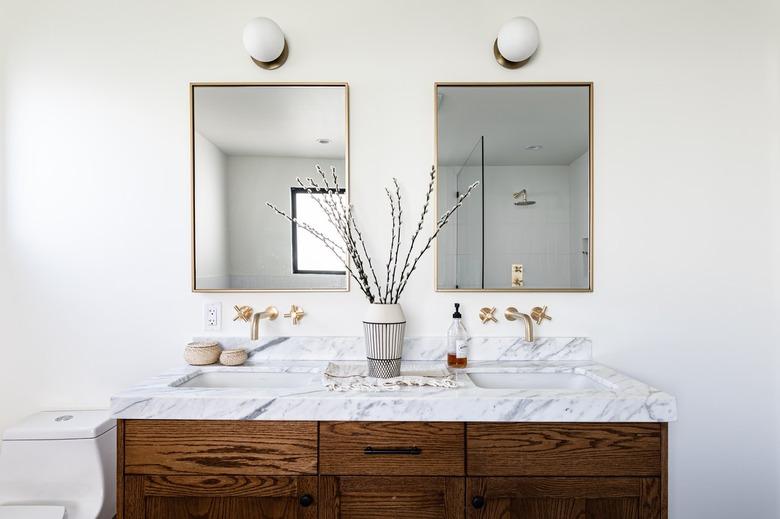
[193,336,592,362]
[112,337,676,422]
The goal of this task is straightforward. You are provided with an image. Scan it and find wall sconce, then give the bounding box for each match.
[242,17,289,70]
[493,17,540,69]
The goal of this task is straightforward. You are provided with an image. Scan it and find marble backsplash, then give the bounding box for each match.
[193,336,592,362]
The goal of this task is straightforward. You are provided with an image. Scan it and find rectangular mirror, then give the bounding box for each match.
[435,83,592,291]
[191,83,349,292]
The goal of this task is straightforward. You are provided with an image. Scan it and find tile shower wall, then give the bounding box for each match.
[1,1,778,517]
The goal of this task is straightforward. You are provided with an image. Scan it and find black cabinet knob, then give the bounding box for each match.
[299,494,314,507]
[472,496,485,509]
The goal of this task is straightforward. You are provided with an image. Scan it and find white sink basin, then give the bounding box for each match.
[176,371,317,389]
[468,372,607,390]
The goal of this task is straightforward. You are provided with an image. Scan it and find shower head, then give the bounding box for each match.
[513,189,536,206]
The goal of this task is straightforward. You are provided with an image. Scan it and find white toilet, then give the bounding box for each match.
[0,410,116,519]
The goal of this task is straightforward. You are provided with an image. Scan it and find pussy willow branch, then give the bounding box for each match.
[305,169,377,302]
[395,180,480,298]
[265,165,478,305]
[296,177,373,299]
[265,202,378,300]
[388,178,403,303]
[383,187,397,303]
[394,165,435,302]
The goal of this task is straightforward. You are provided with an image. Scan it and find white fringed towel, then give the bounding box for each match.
[323,362,457,392]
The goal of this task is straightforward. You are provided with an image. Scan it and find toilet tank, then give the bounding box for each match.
[0,410,116,519]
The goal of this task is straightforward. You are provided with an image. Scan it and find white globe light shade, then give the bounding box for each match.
[242,17,285,63]
[496,17,540,63]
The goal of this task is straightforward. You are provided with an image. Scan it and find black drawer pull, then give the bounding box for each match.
[472,496,485,509]
[363,446,422,455]
[299,494,314,507]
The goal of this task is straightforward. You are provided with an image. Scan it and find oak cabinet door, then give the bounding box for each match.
[320,476,465,519]
[122,475,317,519]
[467,477,661,519]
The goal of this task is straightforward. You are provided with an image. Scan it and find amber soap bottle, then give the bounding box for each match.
[447,303,469,368]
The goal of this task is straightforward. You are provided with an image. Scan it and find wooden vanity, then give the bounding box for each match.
[117,420,667,518]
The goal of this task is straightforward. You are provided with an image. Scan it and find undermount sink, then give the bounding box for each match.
[176,371,318,389]
[468,372,607,390]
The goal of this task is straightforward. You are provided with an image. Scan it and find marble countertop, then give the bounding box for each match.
[110,337,676,423]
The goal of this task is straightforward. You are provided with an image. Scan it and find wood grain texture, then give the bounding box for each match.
[468,477,651,519]
[143,475,299,497]
[660,423,668,519]
[116,420,125,519]
[320,421,464,475]
[640,478,661,519]
[123,475,145,519]
[124,474,316,519]
[124,420,317,475]
[321,476,464,519]
[467,423,662,476]
[144,496,297,519]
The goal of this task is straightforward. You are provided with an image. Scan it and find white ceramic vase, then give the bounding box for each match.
[363,303,406,378]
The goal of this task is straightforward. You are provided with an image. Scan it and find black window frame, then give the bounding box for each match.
[290,186,347,275]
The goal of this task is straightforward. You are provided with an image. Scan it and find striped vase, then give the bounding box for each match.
[363,303,406,378]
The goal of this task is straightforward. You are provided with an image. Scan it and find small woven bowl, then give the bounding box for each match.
[220,348,248,366]
[184,341,222,365]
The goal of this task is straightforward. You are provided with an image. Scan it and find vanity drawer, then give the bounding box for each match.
[320,421,465,476]
[467,423,663,477]
[124,420,318,475]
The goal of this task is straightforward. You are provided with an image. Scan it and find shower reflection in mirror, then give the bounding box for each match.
[436,83,592,291]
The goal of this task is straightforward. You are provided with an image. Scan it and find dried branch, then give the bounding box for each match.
[265,165,479,305]
[394,165,435,302]
[395,180,480,298]
[265,202,375,301]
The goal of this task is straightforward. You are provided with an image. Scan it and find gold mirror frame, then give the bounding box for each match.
[190,82,351,293]
[433,82,594,293]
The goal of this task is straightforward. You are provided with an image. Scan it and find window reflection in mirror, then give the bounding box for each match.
[435,83,592,291]
[192,83,349,292]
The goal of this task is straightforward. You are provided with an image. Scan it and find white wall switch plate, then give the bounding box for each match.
[204,302,221,331]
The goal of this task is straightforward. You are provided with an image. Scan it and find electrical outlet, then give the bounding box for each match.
[204,302,221,331]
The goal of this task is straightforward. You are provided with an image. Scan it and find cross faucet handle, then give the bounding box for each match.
[531,305,552,325]
[284,305,305,325]
[479,307,498,324]
[233,305,254,322]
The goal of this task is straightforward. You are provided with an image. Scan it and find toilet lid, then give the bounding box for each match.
[0,506,66,519]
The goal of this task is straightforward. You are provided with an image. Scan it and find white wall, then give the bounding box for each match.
[1,1,778,516]
[483,164,573,288]
[225,155,346,289]
[194,132,229,288]
[568,151,589,288]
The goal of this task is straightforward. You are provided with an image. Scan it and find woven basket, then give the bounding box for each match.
[184,341,222,365]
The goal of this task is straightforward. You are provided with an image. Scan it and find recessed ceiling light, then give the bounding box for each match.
[525,144,543,151]
[316,138,331,144]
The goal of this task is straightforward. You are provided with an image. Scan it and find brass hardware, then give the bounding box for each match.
[433,83,594,293]
[493,40,532,69]
[284,305,305,325]
[233,305,254,322]
[251,39,289,70]
[479,307,498,324]
[250,306,279,341]
[505,307,534,342]
[531,305,552,325]
[512,264,524,288]
[191,82,351,293]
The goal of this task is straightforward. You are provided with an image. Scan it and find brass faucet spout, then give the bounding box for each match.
[504,307,534,342]
[250,306,279,341]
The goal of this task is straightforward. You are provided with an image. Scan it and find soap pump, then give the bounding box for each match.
[447,303,470,368]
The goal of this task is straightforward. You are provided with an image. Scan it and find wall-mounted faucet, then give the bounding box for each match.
[250,306,279,340]
[505,307,534,342]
